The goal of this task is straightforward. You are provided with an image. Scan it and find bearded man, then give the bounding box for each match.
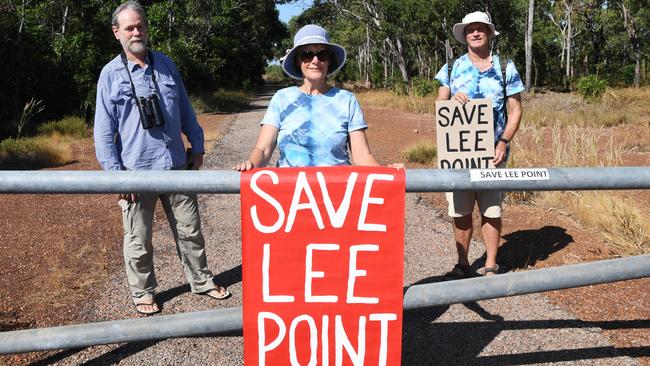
[94,1,229,315]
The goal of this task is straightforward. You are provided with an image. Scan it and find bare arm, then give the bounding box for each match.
[494,93,522,165]
[436,86,451,101]
[436,85,470,104]
[233,124,279,171]
[349,130,381,166]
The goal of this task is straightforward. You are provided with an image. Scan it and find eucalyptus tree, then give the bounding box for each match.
[323,0,411,82]
[614,0,649,87]
[525,0,534,91]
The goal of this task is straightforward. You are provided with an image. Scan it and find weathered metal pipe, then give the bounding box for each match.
[1,255,648,354]
[1,167,650,194]
[402,254,650,309]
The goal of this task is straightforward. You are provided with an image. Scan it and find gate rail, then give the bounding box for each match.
[1,255,648,354]
[1,167,649,354]
[2,167,650,193]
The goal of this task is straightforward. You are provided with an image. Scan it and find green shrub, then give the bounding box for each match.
[391,81,408,96]
[403,142,437,164]
[576,75,607,102]
[410,77,439,97]
[265,64,289,83]
[619,64,636,86]
[37,116,88,137]
[191,90,250,113]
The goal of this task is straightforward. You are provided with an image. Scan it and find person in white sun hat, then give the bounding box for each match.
[235,24,401,170]
[435,11,524,279]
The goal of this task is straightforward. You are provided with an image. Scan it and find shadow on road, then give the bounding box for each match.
[402,317,650,365]
[498,225,574,271]
[153,264,242,308]
[459,225,574,274]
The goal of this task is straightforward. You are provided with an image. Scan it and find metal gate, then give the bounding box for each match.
[1,167,649,354]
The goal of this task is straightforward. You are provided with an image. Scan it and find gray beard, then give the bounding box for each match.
[129,40,148,55]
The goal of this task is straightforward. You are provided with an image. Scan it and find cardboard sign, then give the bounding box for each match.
[435,98,495,169]
[241,166,405,366]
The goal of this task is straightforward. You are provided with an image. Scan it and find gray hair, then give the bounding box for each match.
[111,1,146,27]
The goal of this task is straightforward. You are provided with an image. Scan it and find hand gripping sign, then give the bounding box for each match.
[241,166,405,366]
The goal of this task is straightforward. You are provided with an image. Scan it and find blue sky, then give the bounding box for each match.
[276,0,314,23]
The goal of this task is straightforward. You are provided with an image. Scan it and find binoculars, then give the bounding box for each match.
[136,94,165,129]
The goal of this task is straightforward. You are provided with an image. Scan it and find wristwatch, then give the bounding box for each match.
[498,137,510,144]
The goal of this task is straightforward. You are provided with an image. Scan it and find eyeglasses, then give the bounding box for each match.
[298,50,331,63]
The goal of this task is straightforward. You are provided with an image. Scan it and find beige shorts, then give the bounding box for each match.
[446,161,506,218]
[445,190,503,218]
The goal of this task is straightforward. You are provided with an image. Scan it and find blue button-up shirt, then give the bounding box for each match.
[94,50,204,171]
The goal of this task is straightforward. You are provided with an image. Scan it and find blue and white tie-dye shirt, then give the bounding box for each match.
[435,53,524,141]
[261,86,367,167]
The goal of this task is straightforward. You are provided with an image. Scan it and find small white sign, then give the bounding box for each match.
[470,168,550,181]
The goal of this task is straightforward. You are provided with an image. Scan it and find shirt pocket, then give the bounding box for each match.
[111,84,134,120]
[159,80,178,101]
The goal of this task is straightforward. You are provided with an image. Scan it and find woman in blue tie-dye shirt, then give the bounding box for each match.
[234,24,393,171]
[434,12,524,279]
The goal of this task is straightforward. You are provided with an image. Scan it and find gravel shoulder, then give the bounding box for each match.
[2,86,644,365]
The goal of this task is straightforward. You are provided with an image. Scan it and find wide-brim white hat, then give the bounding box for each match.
[281,24,347,80]
[452,11,500,45]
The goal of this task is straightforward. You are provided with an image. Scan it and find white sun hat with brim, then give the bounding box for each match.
[281,24,347,80]
[452,11,500,45]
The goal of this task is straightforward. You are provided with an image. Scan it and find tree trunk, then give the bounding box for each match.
[357,46,363,85]
[18,0,26,34]
[61,5,69,36]
[385,37,408,82]
[525,0,534,91]
[634,49,641,87]
[365,25,371,88]
[620,2,641,87]
[565,7,572,84]
[396,38,408,82]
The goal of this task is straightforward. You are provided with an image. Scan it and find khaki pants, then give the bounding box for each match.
[119,193,216,299]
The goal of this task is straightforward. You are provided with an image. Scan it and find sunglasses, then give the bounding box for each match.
[298,50,332,63]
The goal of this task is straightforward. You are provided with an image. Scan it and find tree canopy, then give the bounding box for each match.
[1,0,648,140]
[287,0,648,90]
[0,0,287,139]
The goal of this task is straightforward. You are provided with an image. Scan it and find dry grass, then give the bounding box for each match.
[513,123,623,168]
[525,99,619,128]
[511,110,647,255]
[191,90,251,113]
[535,191,650,256]
[29,242,108,309]
[356,90,438,115]
[602,87,650,124]
[402,142,437,165]
[202,126,222,152]
[0,135,74,169]
[524,95,632,128]
[506,88,650,255]
[524,87,650,128]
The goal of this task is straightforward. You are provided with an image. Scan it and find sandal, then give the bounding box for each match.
[200,287,231,300]
[483,264,499,276]
[132,298,160,315]
[443,264,474,280]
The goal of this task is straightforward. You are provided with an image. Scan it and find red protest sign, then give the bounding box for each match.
[240,166,405,366]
